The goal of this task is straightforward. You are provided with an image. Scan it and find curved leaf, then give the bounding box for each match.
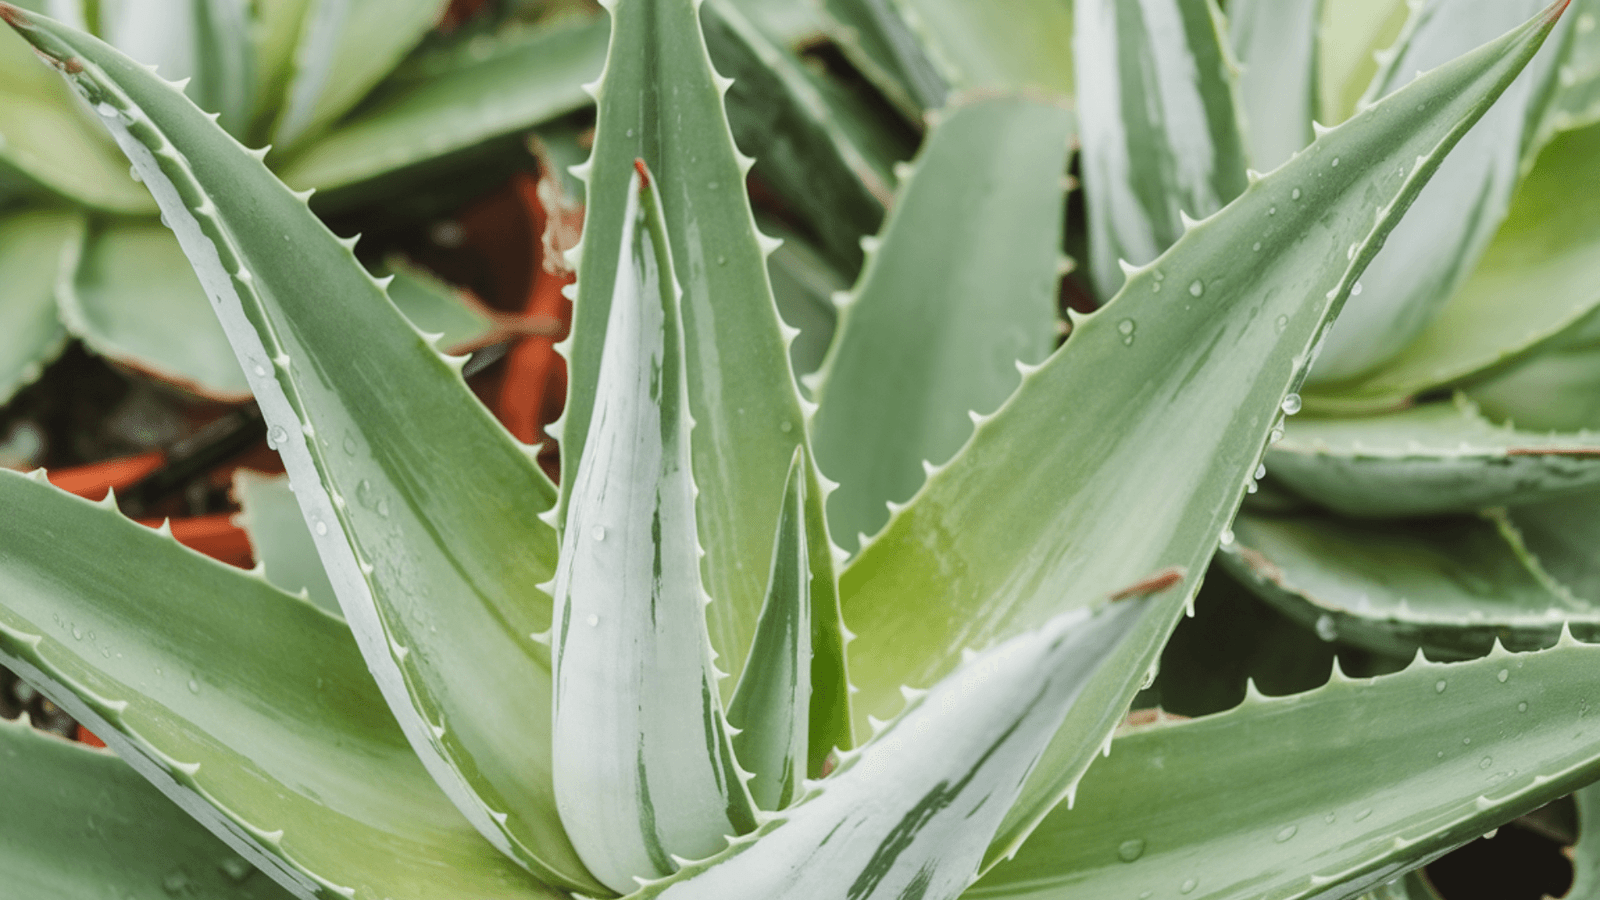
[550,162,756,893]
[1074,0,1249,301]
[232,470,338,616]
[0,10,598,890]
[561,0,842,696]
[62,216,251,398]
[838,3,1571,861]
[1222,509,1596,660]
[1309,116,1600,408]
[0,717,297,900]
[0,21,153,212]
[972,633,1600,900]
[636,598,1153,900]
[1229,0,1321,171]
[1466,307,1600,431]
[0,206,78,403]
[1316,0,1408,126]
[275,13,607,202]
[269,0,445,150]
[894,0,1074,98]
[810,96,1071,552]
[1307,0,1570,384]
[820,0,947,117]
[1267,397,1600,518]
[0,471,562,900]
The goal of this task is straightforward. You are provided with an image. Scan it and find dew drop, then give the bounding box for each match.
[253,363,266,376]
[1117,838,1146,862]
[219,856,253,882]
[1479,756,1493,769]
[1255,463,1267,480]
[1314,615,1337,642]
[1269,427,1284,444]
[1118,318,1136,335]
[1280,394,1302,415]
[1291,188,1302,200]
[314,520,328,536]
[1355,808,1373,822]
[1181,878,1198,894]
[780,420,793,434]
[187,678,200,695]
[1497,669,1509,683]
[592,525,607,542]
[162,869,190,896]
[586,614,600,627]
[342,433,358,456]
[1188,280,1204,298]
[1274,314,1288,333]
[1518,701,1528,713]
[1483,828,1499,841]
[716,255,727,266]
[1219,528,1235,546]
[1435,680,1447,694]
[71,625,82,640]
[266,425,288,449]
[1252,241,1262,252]
[1350,281,1364,296]
[1463,737,1472,745]
[1275,825,1298,843]
[1269,206,1277,216]
[95,101,118,118]
[1324,812,1337,824]
[1331,157,1340,168]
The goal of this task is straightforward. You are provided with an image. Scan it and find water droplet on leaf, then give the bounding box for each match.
[1117,839,1145,862]
[591,525,606,542]
[1188,280,1204,297]
[1281,394,1302,415]
[1435,680,1447,694]
[1314,615,1336,642]
[1275,825,1297,843]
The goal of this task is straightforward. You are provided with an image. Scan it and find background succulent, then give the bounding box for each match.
[2,2,1600,900]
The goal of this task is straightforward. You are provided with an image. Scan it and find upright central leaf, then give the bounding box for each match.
[562,0,844,701]
[551,162,757,894]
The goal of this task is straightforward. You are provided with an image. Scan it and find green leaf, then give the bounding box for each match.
[728,447,812,812]
[0,471,563,900]
[0,206,79,403]
[971,632,1600,900]
[1266,397,1600,518]
[894,0,1075,98]
[274,12,607,203]
[1308,116,1600,409]
[762,220,844,384]
[99,0,256,136]
[268,0,445,150]
[1541,0,1600,137]
[839,2,1570,862]
[635,598,1153,900]
[0,716,297,900]
[1074,0,1249,301]
[1229,0,1321,171]
[0,10,598,890]
[819,0,947,117]
[1505,487,1600,602]
[1317,0,1409,126]
[381,257,496,351]
[561,0,840,693]
[0,22,154,213]
[550,161,756,893]
[1222,508,1594,660]
[244,0,310,141]
[1466,306,1600,431]
[232,469,339,616]
[809,96,1071,552]
[1308,0,1571,385]
[705,0,902,274]
[62,216,251,397]
[1570,780,1600,898]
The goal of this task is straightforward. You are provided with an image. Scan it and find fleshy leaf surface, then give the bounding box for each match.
[0,717,296,900]
[233,469,339,616]
[561,0,842,695]
[1229,0,1321,170]
[894,0,1075,98]
[973,633,1600,899]
[275,12,607,202]
[1074,0,1249,301]
[0,471,563,900]
[634,598,1152,900]
[63,216,251,398]
[1222,510,1597,659]
[1309,116,1600,408]
[838,2,1571,860]
[0,206,79,402]
[1267,397,1600,517]
[727,447,812,812]
[1308,0,1570,384]
[810,96,1071,553]
[0,9,598,890]
[551,162,756,893]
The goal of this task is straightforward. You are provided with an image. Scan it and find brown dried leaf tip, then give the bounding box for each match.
[633,158,651,191]
[1109,566,1186,601]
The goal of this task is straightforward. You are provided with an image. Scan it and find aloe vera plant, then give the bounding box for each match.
[3,1,1600,899]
